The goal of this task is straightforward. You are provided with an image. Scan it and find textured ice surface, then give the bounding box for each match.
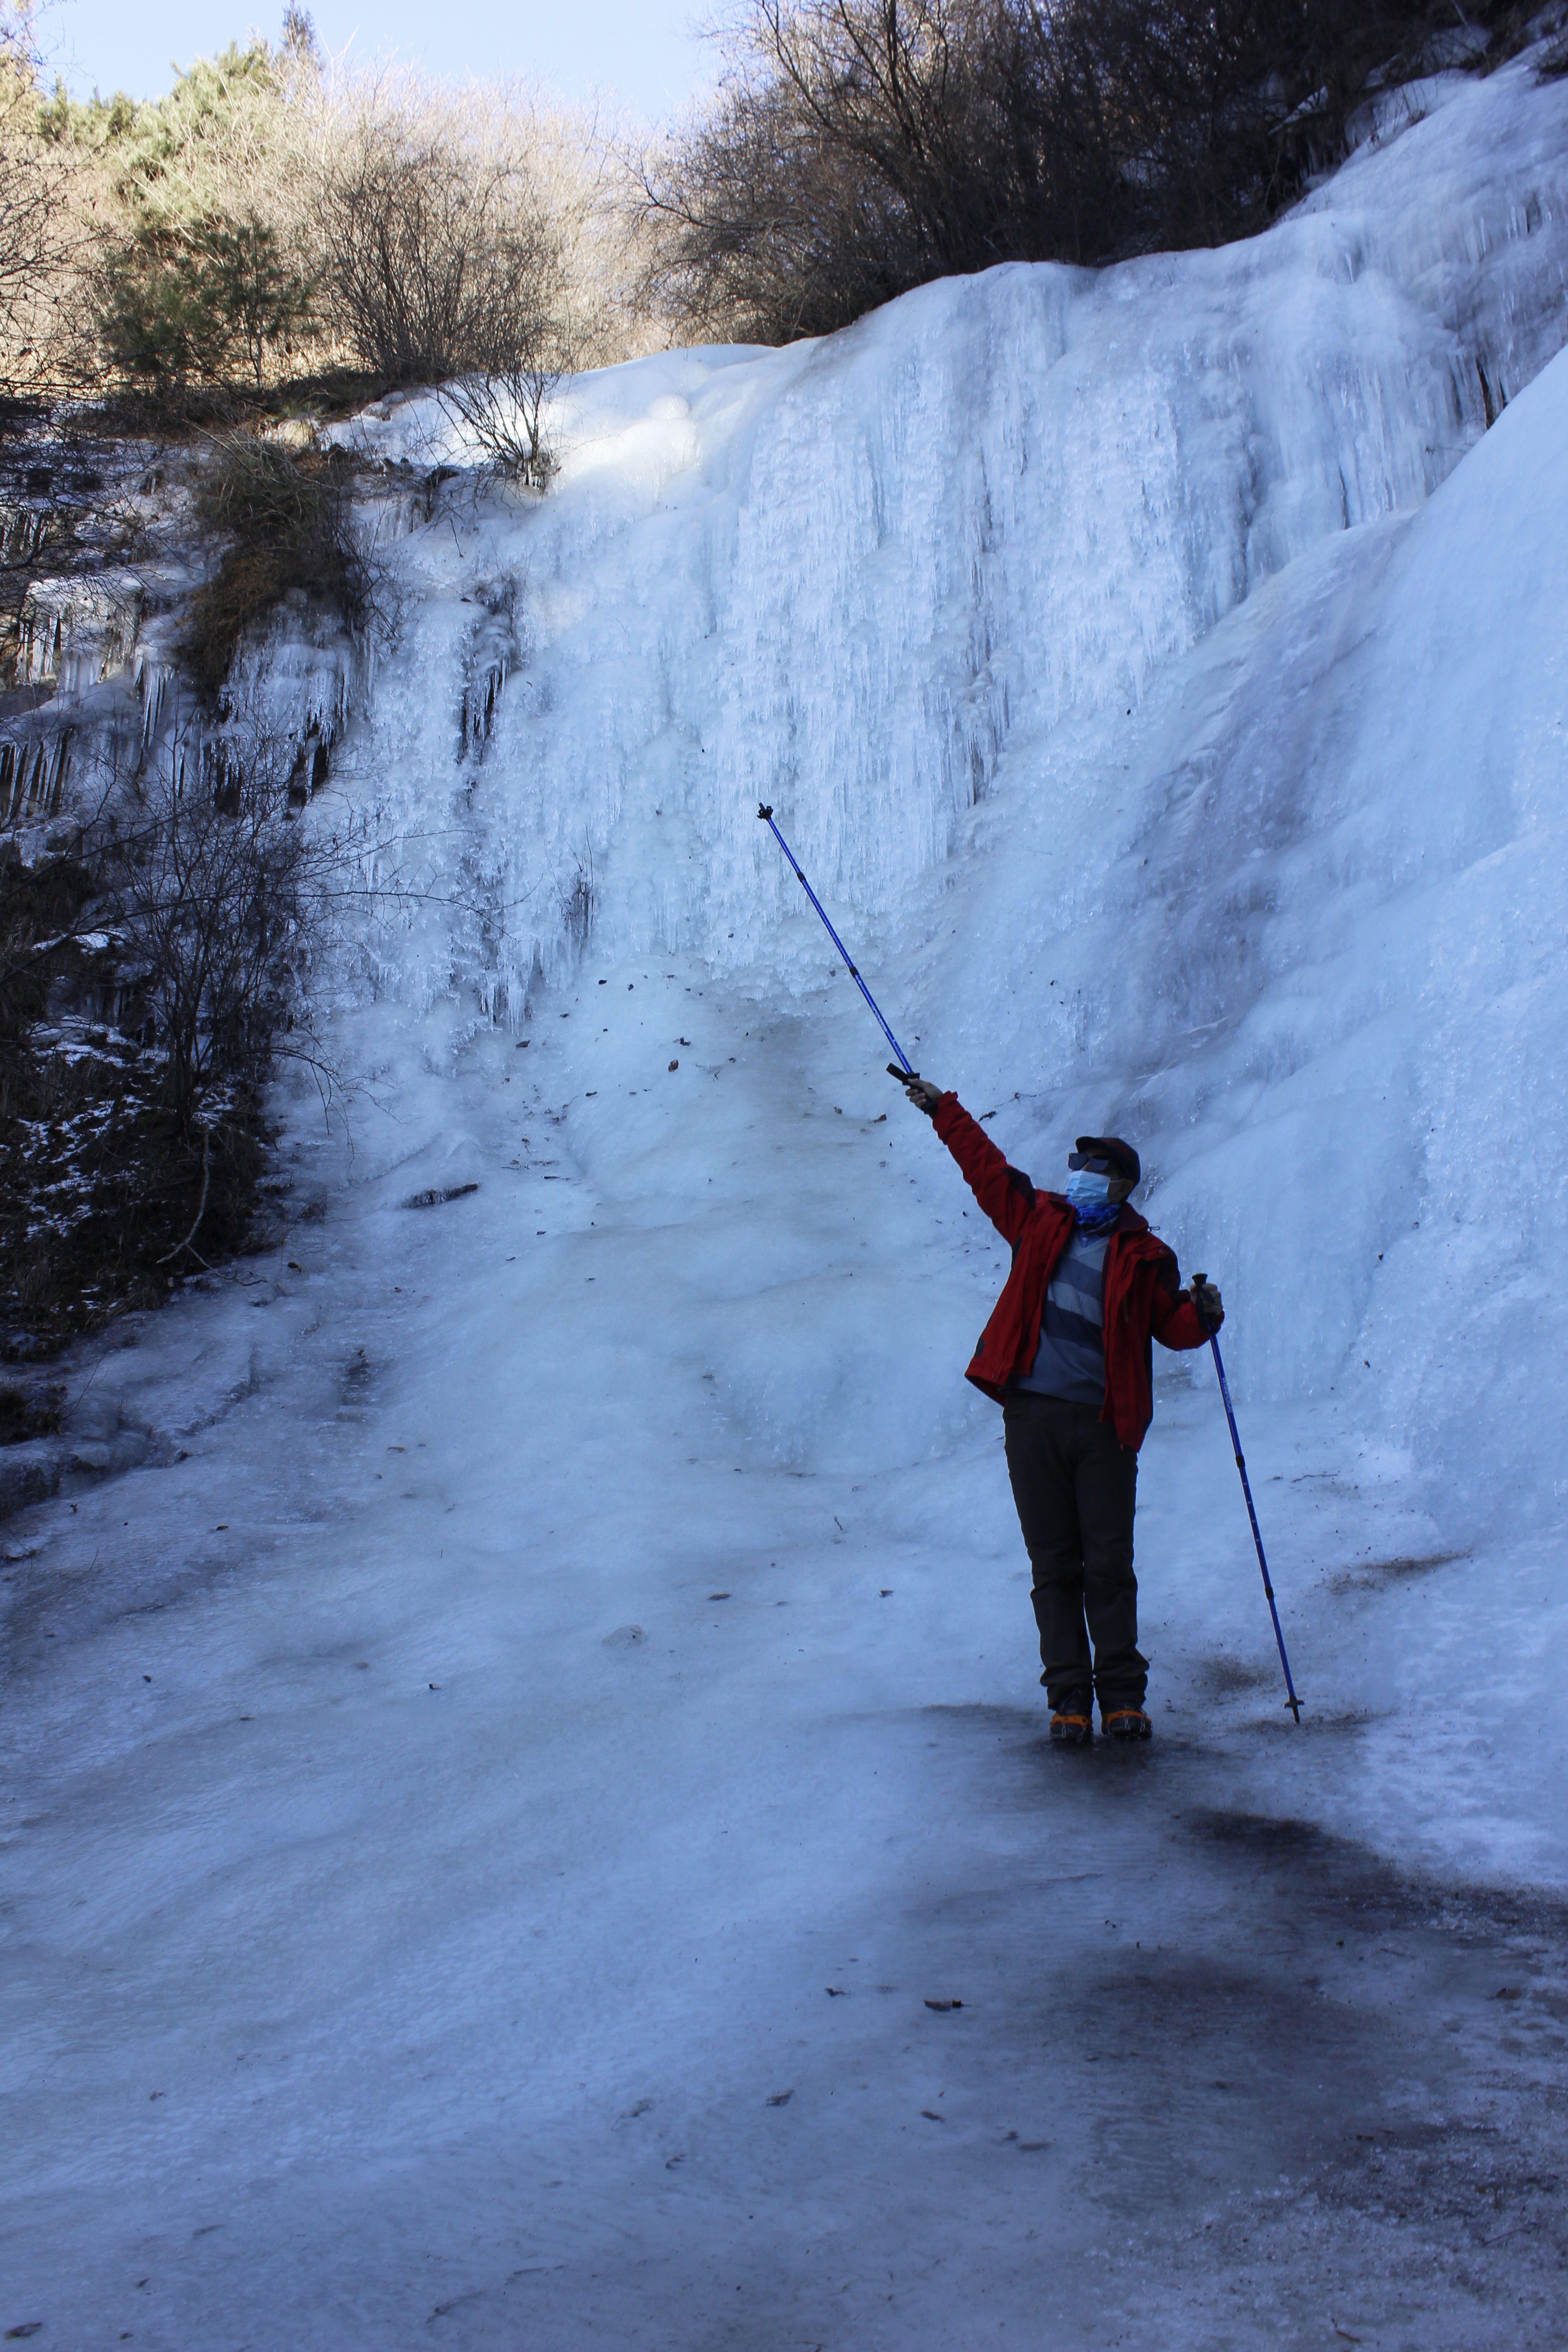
[331,42,1568,995]
[5,39,1568,2352]
[310,46,1568,1452]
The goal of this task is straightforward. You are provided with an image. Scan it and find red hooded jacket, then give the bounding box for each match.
[932,1093,1217,1451]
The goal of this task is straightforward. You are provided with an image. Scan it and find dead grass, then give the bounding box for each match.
[182,431,366,696]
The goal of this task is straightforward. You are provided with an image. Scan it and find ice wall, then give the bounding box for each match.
[328,46,1568,1026]
[912,342,1568,1520]
[302,45,1568,1523]
[18,44,1563,1510]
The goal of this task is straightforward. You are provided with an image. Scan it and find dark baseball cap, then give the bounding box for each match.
[1070,1134,1141,1183]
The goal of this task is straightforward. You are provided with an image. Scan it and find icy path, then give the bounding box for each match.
[4,980,1567,2348]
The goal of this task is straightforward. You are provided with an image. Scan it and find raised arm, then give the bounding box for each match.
[899,1078,1037,1248]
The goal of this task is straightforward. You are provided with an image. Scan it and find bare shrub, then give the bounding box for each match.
[0,705,391,1346]
[0,822,267,1343]
[308,72,568,384]
[0,839,97,1028]
[436,340,578,487]
[641,0,1529,344]
[25,22,650,407]
[0,6,88,392]
[639,0,1052,341]
[111,721,360,1137]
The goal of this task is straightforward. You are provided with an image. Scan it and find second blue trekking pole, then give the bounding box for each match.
[756,804,915,1074]
[1199,1297,1302,1724]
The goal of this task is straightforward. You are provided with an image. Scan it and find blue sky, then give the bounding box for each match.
[41,0,720,122]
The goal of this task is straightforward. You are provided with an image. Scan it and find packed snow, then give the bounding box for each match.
[5,39,1568,2351]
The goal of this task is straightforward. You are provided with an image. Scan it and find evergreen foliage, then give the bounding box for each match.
[99,215,313,391]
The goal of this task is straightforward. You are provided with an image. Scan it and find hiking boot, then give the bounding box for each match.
[1101,1705,1152,1741]
[1049,1695,1095,1745]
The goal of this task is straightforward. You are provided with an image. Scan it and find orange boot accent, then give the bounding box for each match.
[1049,1707,1094,1745]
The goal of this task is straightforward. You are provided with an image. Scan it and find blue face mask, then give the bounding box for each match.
[1065,1166,1122,1230]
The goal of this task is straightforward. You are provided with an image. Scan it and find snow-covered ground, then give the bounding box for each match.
[5,41,1568,2351]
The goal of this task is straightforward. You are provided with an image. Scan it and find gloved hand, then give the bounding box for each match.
[897,1073,944,1116]
[1190,1271,1223,1330]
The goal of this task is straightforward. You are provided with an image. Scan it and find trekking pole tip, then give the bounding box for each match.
[757,802,773,820]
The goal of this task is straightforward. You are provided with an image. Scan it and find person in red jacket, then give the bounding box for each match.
[900,1078,1222,1745]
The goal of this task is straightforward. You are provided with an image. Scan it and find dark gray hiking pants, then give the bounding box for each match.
[1002,1390,1147,1713]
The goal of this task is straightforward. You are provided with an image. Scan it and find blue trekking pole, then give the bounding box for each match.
[1198,1298,1302,1723]
[757,805,915,1074]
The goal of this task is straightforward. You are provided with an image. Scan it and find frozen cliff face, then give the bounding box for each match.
[279,41,1568,1517]
[15,575,142,696]
[920,342,1568,1514]
[13,41,1568,1494]
[330,42,1568,1018]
